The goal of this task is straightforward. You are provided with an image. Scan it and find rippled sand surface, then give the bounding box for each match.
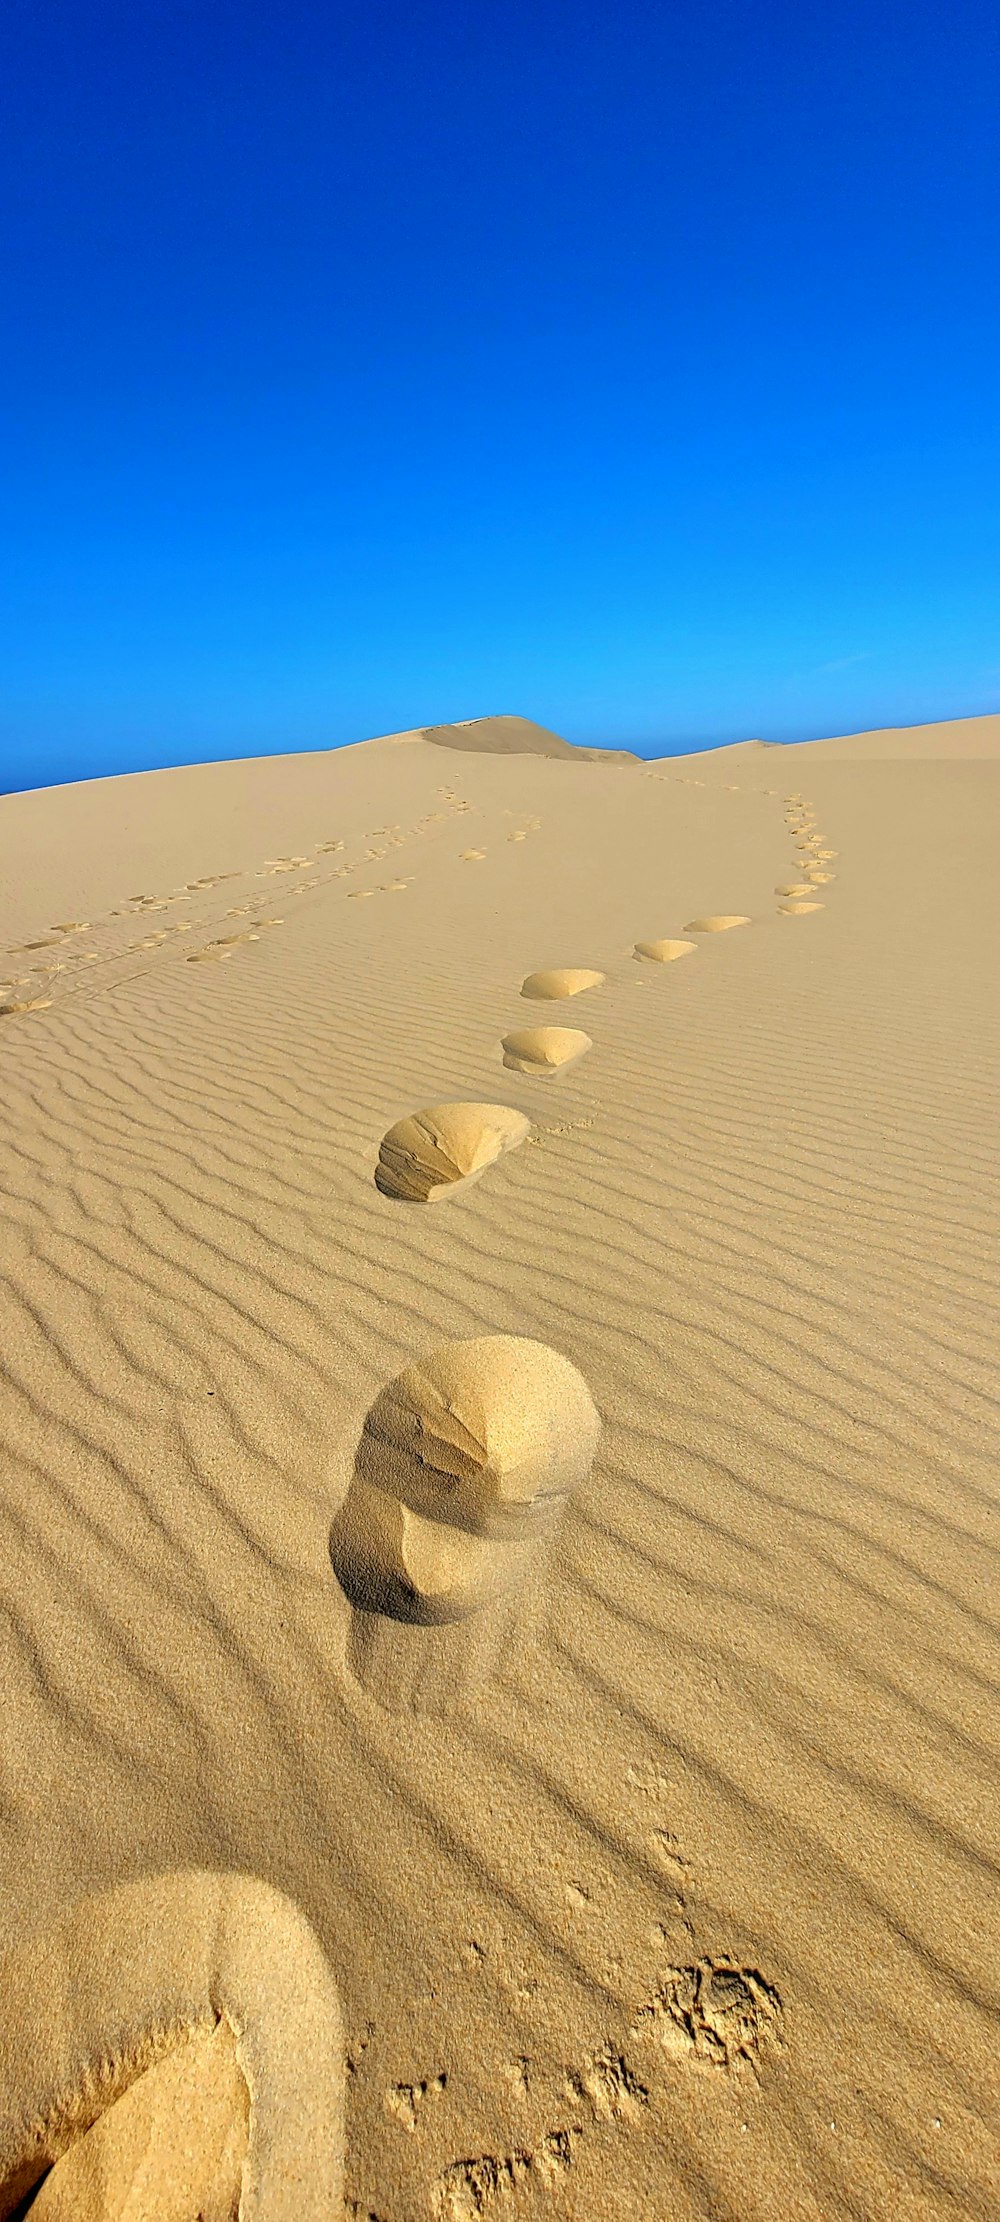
[0,712,996,2220]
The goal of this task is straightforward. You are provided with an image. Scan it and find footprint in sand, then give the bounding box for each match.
[0,995,52,1018]
[520,968,604,1001]
[460,849,487,862]
[187,930,260,963]
[500,1027,592,1075]
[775,884,814,898]
[0,1870,344,2222]
[633,938,697,964]
[375,1104,530,1203]
[683,916,750,934]
[778,900,824,915]
[630,1960,783,2073]
[329,1336,600,1626]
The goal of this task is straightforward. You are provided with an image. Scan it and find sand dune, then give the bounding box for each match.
[0,711,997,2219]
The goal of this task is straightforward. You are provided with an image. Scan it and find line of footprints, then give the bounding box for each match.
[339,796,816,2208]
[330,791,835,1643]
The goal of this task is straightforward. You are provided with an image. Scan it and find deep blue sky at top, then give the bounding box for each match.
[1,0,998,792]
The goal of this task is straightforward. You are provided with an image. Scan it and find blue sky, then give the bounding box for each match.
[2,0,998,792]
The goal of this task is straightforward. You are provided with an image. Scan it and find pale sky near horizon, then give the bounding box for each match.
[1,0,998,794]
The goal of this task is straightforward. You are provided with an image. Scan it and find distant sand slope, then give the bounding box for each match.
[422,714,639,765]
[793,709,1000,759]
[0,714,997,2219]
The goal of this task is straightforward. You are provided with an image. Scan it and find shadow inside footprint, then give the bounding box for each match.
[520,968,604,1000]
[682,916,751,934]
[633,939,697,964]
[500,1028,591,1074]
[375,1104,529,1202]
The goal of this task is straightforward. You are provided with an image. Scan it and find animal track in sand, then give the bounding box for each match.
[330,1336,600,1626]
[631,1961,783,2073]
[375,1104,530,1203]
[500,1027,592,1075]
[432,2132,577,2220]
[385,2072,447,2133]
[633,938,697,963]
[520,968,605,1000]
[778,900,823,915]
[683,915,750,934]
[566,2048,648,2125]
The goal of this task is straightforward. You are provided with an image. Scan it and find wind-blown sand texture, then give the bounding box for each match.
[0,710,997,2219]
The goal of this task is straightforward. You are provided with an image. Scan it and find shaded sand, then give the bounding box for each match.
[0,713,997,2219]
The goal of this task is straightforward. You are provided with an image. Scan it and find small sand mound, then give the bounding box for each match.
[633,939,697,963]
[520,968,605,1000]
[375,1103,530,1203]
[778,900,824,915]
[330,1336,600,1624]
[500,1028,592,1074]
[682,916,751,934]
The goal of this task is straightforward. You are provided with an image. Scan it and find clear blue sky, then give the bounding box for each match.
[2,0,998,792]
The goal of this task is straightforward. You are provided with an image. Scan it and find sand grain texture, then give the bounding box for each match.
[0,713,997,2219]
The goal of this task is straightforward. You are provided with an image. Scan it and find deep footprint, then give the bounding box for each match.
[500,1028,591,1074]
[375,1103,530,1203]
[520,968,605,1000]
[330,1336,600,1625]
[633,938,697,963]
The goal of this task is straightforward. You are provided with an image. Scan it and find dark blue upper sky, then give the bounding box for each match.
[2,0,998,791]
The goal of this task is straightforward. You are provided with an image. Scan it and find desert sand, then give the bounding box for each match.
[0,709,997,2220]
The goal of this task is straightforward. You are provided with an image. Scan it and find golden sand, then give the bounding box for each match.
[0,709,996,2219]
